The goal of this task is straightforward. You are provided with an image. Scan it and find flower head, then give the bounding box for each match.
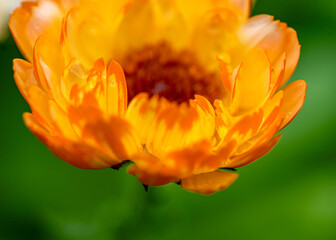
[10,0,306,195]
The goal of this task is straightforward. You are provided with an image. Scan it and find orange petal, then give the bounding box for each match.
[279,80,307,129]
[127,94,215,156]
[13,59,41,101]
[237,15,300,84]
[219,109,264,150]
[23,113,116,169]
[106,60,128,116]
[26,86,53,131]
[33,34,67,110]
[225,134,282,168]
[261,90,284,129]
[60,59,86,101]
[131,140,213,183]
[130,138,236,187]
[82,116,142,163]
[230,49,271,115]
[9,0,63,61]
[214,99,233,139]
[181,170,238,195]
[128,163,175,186]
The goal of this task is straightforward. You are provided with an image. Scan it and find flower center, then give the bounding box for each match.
[121,41,224,104]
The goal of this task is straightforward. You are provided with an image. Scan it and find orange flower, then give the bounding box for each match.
[10,0,306,195]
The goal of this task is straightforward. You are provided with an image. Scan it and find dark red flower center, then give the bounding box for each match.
[121,41,224,104]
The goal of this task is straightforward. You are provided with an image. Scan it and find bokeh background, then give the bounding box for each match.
[0,0,335,239]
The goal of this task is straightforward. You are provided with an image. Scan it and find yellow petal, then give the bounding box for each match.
[190,8,241,71]
[61,6,120,68]
[230,49,271,115]
[237,15,300,84]
[181,170,238,195]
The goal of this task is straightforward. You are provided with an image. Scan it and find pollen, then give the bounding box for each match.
[121,41,224,104]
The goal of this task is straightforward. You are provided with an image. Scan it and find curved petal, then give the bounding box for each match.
[128,139,236,186]
[279,80,307,129]
[217,108,263,150]
[181,170,238,195]
[230,49,271,115]
[126,94,216,156]
[82,116,142,163]
[106,60,128,116]
[13,59,41,101]
[61,7,114,69]
[127,95,215,157]
[9,0,63,61]
[23,113,118,169]
[190,8,241,71]
[224,134,282,168]
[237,15,300,84]
[33,34,67,110]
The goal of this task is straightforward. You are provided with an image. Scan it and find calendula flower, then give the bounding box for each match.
[10,0,306,195]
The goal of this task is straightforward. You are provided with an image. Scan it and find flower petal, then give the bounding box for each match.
[33,34,67,110]
[23,113,117,169]
[82,116,142,163]
[279,80,307,129]
[190,8,241,71]
[61,7,113,68]
[106,60,128,116]
[13,59,41,101]
[225,134,282,168]
[237,15,300,84]
[126,94,216,156]
[230,49,271,115]
[9,0,63,61]
[181,170,238,195]
[128,139,236,186]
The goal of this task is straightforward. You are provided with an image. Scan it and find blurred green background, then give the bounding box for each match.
[0,0,335,239]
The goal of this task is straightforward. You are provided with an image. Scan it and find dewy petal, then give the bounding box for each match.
[9,0,63,61]
[181,170,238,195]
[279,80,307,129]
[230,49,271,115]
